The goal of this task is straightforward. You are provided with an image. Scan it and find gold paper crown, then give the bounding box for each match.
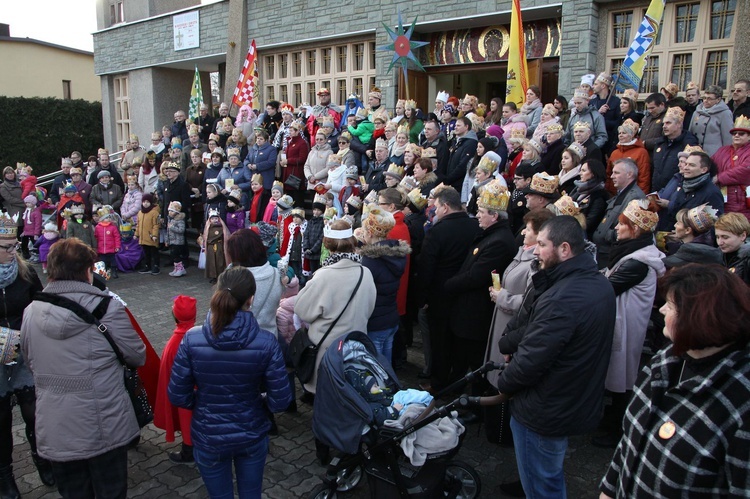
[324,207,338,219]
[208,208,221,218]
[665,106,686,122]
[595,72,613,86]
[280,102,295,114]
[463,94,478,106]
[291,208,306,219]
[69,167,83,176]
[509,127,526,140]
[404,99,417,110]
[678,144,705,158]
[662,82,679,97]
[364,189,378,204]
[345,195,362,209]
[397,123,409,135]
[554,195,581,216]
[477,152,501,175]
[209,133,220,143]
[385,163,405,179]
[622,88,639,101]
[251,173,263,184]
[687,203,719,233]
[400,175,419,191]
[163,161,181,171]
[188,124,199,136]
[120,222,132,232]
[619,118,640,136]
[0,212,19,239]
[573,87,590,100]
[731,115,750,133]
[326,154,342,166]
[374,137,388,150]
[546,123,564,134]
[171,137,182,146]
[339,130,352,141]
[566,142,586,160]
[226,147,241,158]
[372,107,389,123]
[405,143,422,157]
[272,180,284,192]
[407,188,428,210]
[422,147,437,159]
[573,120,591,131]
[623,199,659,232]
[313,193,328,205]
[321,115,335,125]
[151,131,162,140]
[168,201,182,212]
[129,133,139,141]
[685,81,699,91]
[528,172,559,196]
[97,205,115,220]
[355,107,368,120]
[477,180,510,212]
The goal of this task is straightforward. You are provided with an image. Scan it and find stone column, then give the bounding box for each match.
[560,0,600,96]
[224,0,248,109]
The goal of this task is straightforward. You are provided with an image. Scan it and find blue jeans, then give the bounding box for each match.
[510,416,568,499]
[368,325,399,362]
[194,437,269,499]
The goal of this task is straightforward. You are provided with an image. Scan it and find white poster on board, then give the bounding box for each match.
[173,11,199,51]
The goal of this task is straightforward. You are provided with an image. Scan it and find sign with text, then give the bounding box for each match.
[173,11,199,51]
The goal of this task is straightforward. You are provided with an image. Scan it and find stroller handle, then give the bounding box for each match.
[457,393,507,407]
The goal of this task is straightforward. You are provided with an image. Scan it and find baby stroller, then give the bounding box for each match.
[309,331,503,499]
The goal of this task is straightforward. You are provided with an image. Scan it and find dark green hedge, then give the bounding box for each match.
[0,96,103,176]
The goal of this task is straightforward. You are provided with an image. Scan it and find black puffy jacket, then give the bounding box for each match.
[496,252,616,437]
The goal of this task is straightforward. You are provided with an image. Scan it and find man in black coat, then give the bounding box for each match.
[195,104,216,144]
[158,161,193,263]
[49,158,73,204]
[651,107,698,192]
[420,120,450,182]
[418,187,481,392]
[444,180,516,390]
[444,117,478,191]
[86,151,125,192]
[496,216,615,498]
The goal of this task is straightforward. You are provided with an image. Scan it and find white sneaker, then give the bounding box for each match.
[168,269,177,276]
[172,268,186,277]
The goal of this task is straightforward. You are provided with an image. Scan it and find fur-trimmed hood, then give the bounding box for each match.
[169,211,186,222]
[419,171,439,187]
[359,239,412,259]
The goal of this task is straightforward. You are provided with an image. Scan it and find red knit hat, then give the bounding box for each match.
[173,295,197,324]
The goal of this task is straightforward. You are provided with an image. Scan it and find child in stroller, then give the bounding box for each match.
[311,331,491,499]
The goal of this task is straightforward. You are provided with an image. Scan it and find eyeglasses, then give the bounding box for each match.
[732,131,748,136]
[732,89,745,93]
[0,242,20,253]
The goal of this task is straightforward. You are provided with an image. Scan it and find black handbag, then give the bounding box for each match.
[284,174,303,190]
[290,267,363,383]
[34,292,154,428]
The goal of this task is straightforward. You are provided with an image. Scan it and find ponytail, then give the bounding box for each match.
[209,266,257,335]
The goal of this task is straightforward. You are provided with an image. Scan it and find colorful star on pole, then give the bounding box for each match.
[378,10,429,85]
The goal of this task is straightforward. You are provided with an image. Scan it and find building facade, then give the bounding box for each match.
[0,26,100,102]
[93,0,748,153]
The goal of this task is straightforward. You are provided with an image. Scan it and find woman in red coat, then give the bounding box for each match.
[712,117,750,220]
[154,295,197,463]
[280,121,310,207]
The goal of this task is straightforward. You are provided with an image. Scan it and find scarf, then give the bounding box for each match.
[682,172,710,193]
[141,162,154,175]
[520,99,542,117]
[23,207,34,225]
[0,258,19,290]
[558,165,581,188]
[391,143,406,157]
[573,179,604,201]
[249,192,262,223]
[608,233,654,270]
[322,252,361,267]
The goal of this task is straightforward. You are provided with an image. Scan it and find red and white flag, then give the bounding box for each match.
[232,40,258,108]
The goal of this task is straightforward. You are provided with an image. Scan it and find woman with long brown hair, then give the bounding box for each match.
[169,266,291,498]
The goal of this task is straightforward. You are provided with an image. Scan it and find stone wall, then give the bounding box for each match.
[93,1,228,75]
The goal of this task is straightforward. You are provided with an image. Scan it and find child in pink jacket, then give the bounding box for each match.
[21,195,42,260]
[94,208,122,278]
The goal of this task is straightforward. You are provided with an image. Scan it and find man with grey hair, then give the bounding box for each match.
[689,85,734,157]
[195,103,215,143]
[592,158,646,268]
[49,158,74,204]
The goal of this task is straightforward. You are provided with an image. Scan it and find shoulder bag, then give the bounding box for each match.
[290,266,364,383]
[34,292,154,428]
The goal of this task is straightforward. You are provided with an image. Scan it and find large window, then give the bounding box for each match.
[113,75,130,151]
[606,0,736,99]
[261,38,377,108]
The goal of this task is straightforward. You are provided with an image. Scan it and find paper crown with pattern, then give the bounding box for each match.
[69,204,85,216]
[369,86,382,100]
[526,172,560,198]
[345,195,362,210]
[326,154,341,167]
[364,189,378,204]
[436,90,450,104]
[619,118,640,137]
[0,213,18,239]
[595,72,613,86]
[730,115,750,134]
[372,107,389,123]
[661,82,679,97]
[397,123,410,135]
[162,161,181,171]
[313,193,328,206]
[280,102,295,115]
[573,120,591,131]
[405,143,422,157]
[686,204,719,233]
[374,137,388,150]
[477,179,510,212]
[207,208,221,218]
[623,199,659,232]
[622,88,639,102]
[291,208,306,219]
[677,144,705,158]
[404,99,417,110]
[188,124,199,136]
[362,206,395,238]
[685,81,699,91]
[573,87,590,100]
[399,175,419,192]
[462,94,478,107]
[407,188,428,210]
[421,147,437,159]
[509,127,526,142]
[526,139,543,156]
[355,107,368,120]
[554,195,581,216]
[665,106,686,122]
[226,147,241,158]
[97,205,116,221]
[476,151,501,175]
[384,163,405,180]
[546,123,564,134]
[345,166,359,180]
[566,142,586,161]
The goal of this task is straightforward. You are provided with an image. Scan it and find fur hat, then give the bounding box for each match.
[623,199,659,232]
[173,295,197,323]
[168,201,182,213]
[362,206,395,238]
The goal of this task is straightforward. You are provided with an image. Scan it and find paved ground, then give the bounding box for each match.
[12,259,615,498]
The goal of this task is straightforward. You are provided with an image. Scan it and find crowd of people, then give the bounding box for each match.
[1,74,749,498]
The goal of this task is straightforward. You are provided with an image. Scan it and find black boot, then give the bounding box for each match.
[32,452,55,486]
[168,443,194,464]
[0,465,20,499]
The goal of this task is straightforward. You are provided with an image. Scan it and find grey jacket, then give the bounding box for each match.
[688,101,734,157]
[21,280,146,461]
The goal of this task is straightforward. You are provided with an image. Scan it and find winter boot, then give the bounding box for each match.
[172,261,186,277]
[168,443,194,464]
[151,265,160,275]
[32,452,55,486]
[0,465,20,499]
[111,267,119,279]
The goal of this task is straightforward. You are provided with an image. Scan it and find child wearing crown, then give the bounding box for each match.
[199,209,228,284]
[21,195,42,260]
[65,204,97,249]
[33,223,60,274]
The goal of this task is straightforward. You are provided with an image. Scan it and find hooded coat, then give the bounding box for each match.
[604,243,665,392]
[21,281,146,461]
[168,311,291,452]
[360,240,410,332]
[689,101,734,157]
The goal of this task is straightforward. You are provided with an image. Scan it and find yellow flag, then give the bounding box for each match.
[506,0,529,107]
[617,0,665,91]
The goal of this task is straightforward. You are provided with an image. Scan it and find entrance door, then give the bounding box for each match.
[398,71,429,111]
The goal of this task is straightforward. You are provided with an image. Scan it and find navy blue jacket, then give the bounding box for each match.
[168,311,292,453]
[651,130,698,192]
[360,240,410,332]
[496,252,616,437]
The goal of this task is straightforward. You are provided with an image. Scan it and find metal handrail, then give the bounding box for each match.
[36,149,127,188]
